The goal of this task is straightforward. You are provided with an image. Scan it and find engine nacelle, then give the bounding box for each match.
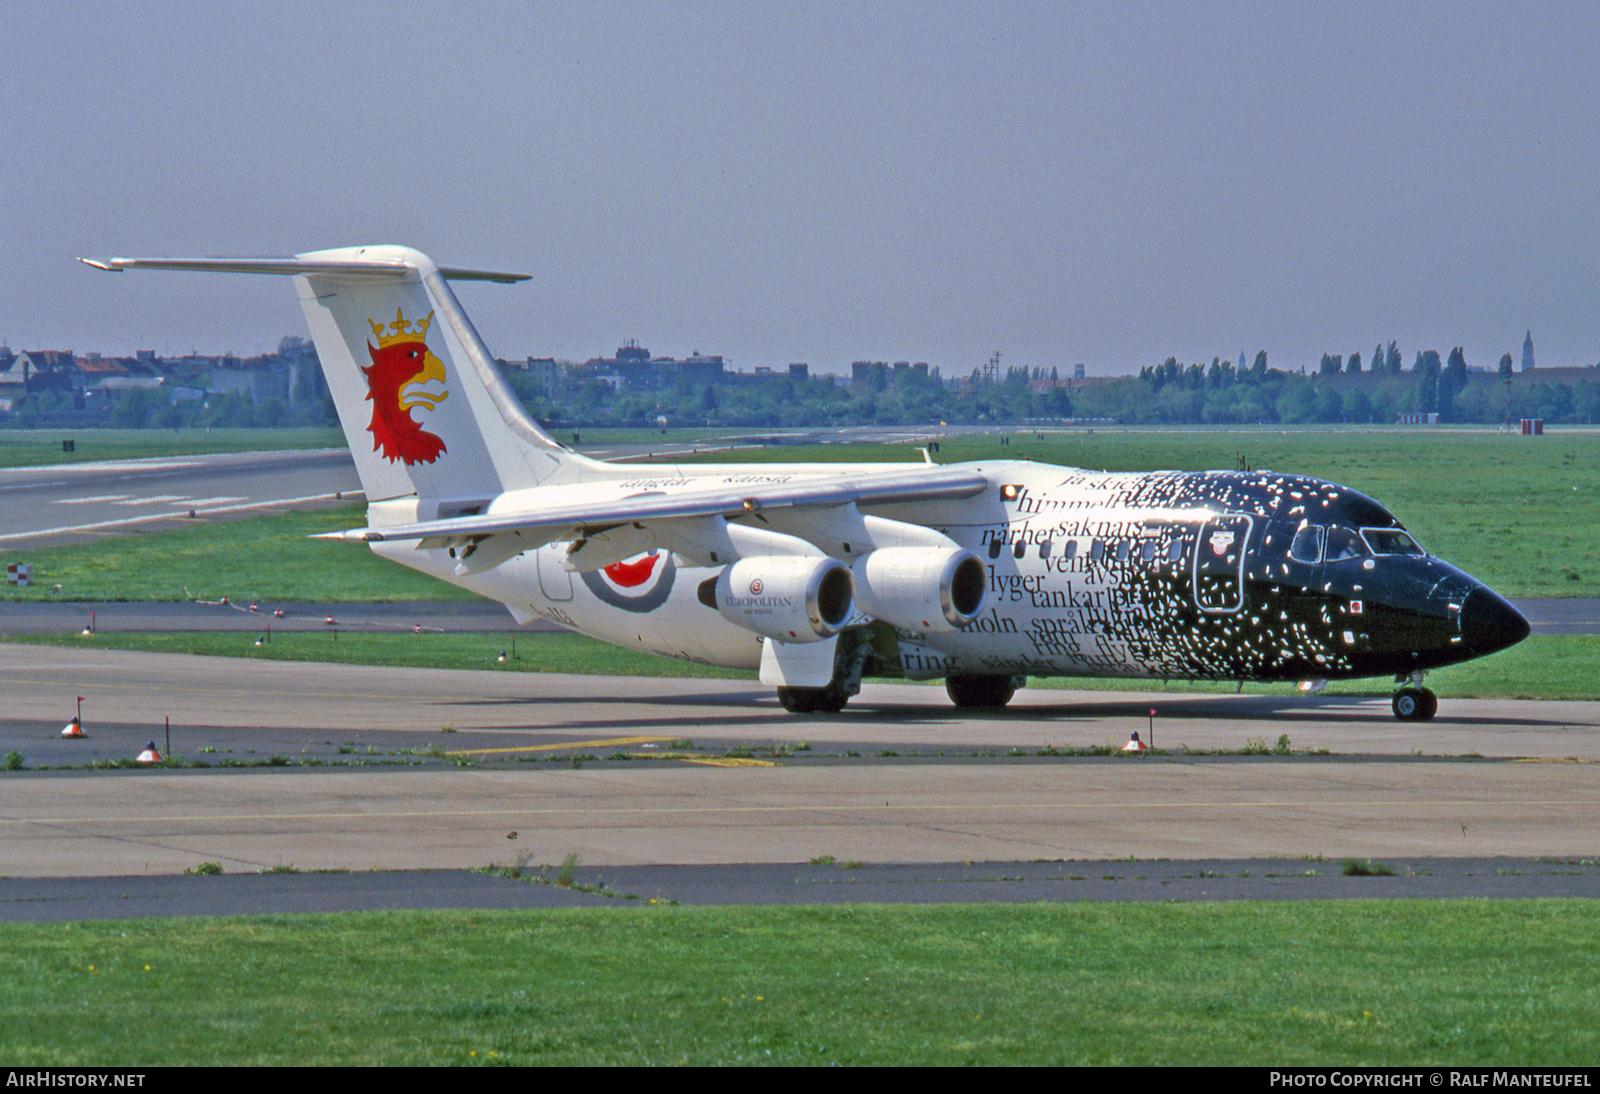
[711,555,855,642]
[852,547,987,633]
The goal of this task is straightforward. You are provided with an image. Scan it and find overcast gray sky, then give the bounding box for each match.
[5,1,1598,376]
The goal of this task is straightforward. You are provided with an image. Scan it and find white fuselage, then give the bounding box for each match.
[371,458,1293,682]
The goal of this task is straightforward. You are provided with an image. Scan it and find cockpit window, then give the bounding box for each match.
[1325,525,1368,562]
[1289,524,1324,564]
[1362,528,1425,556]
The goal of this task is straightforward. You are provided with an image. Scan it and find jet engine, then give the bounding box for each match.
[852,546,987,633]
[709,555,855,642]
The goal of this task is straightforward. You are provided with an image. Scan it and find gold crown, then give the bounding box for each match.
[368,308,434,347]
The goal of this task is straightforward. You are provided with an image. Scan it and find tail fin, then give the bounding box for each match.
[80,245,597,516]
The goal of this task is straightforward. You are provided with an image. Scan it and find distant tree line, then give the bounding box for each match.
[4,382,336,431]
[1115,346,1598,425]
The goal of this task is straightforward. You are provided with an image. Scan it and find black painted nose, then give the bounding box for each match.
[1459,587,1531,656]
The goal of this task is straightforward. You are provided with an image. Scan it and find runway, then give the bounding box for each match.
[2,644,1596,901]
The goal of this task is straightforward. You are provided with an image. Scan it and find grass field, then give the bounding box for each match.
[4,631,1590,700]
[2,900,1597,1065]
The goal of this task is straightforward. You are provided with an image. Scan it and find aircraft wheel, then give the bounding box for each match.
[777,686,849,714]
[1392,687,1437,722]
[945,674,1017,709]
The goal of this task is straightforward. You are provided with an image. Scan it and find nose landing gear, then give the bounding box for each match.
[1391,673,1438,721]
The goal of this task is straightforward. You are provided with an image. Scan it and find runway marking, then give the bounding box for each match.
[6,798,1596,828]
[178,496,248,507]
[112,495,191,506]
[1512,757,1595,764]
[447,735,675,756]
[51,494,133,505]
[684,757,779,767]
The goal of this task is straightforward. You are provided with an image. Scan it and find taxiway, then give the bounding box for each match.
[2,644,1595,888]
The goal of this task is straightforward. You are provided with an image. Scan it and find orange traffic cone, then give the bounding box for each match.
[136,741,163,764]
[62,716,86,739]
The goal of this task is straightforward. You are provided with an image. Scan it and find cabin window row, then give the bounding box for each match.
[989,537,1187,564]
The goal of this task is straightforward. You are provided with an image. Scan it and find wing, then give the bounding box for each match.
[317,464,991,574]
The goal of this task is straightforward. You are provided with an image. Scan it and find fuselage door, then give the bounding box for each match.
[1193,515,1252,613]
[536,543,574,602]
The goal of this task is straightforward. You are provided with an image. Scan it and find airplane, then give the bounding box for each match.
[80,245,1530,721]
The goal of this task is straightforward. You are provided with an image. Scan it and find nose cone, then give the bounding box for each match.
[1459,587,1531,656]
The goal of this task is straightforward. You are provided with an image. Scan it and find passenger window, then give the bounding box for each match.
[1140,541,1157,562]
[1064,541,1079,560]
[1115,540,1130,561]
[1325,526,1367,562]
[1089,540,1104,562]
[1289,525,1324,564]
[1038,542,1051,559]
[1362,528,1424,556]
[1168,539,1184,562]
[1014,542,1027,559]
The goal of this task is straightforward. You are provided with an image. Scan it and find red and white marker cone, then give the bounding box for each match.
[135,741,163,764]
[1122,731,1149,753]
[62,716,86,739]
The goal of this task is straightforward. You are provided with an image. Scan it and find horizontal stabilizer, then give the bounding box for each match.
[77,255,529,283]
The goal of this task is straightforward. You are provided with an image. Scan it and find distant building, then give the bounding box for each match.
[577,343,730,391]
[678,353,727,387]
[0,340,321,417]
[850,360,926,389]
[1522,330,1536,372]
[524,357,561,395]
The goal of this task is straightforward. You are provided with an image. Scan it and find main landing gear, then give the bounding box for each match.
[945,674,1021,709]
[1391,673,1438,721]
[776,684,852,714]
[775,636,869,715]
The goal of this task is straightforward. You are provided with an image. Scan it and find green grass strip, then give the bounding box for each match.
[2,901,1597,1065]
[1,630,754,680]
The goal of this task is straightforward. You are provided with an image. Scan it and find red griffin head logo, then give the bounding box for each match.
[364,308,448,465]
